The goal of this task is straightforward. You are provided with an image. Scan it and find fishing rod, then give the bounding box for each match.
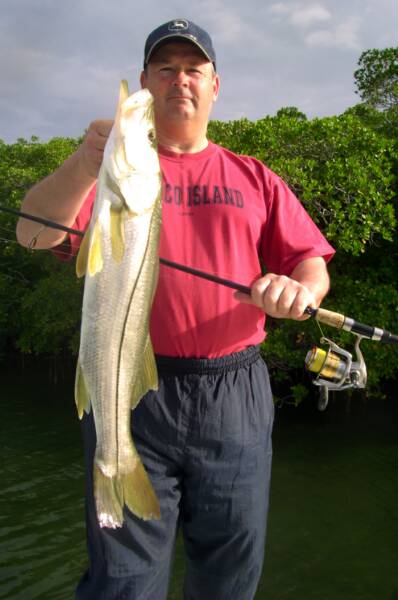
[2,204,398,408]
[2,204,397,340]
[0,205,84,237]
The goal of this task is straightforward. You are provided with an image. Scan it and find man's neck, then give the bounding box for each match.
[156,122,209,154]
[157,137,209,154]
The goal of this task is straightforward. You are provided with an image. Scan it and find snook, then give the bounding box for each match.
[75,82,162,528]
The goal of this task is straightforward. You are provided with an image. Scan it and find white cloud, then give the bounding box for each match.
[305,17,361,50]
[268,2,331,27]
[198,0,268,48]
[290,4,331,27]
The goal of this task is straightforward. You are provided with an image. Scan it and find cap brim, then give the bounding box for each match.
[145,35,215,67]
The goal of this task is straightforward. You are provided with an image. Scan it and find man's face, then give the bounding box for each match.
[140,42,220,128]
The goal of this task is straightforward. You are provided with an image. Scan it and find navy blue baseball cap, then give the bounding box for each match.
[144,19,216,70]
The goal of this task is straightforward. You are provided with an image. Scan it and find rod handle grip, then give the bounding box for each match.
[312,307,345,329]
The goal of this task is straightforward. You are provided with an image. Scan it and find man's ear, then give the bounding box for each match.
[213,73,220,101]
[140,70,146,89]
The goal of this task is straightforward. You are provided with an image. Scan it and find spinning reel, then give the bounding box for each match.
[305,335,367,410]
[303,307,398,411]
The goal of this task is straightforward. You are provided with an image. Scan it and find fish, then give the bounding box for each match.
[74,81,162,528]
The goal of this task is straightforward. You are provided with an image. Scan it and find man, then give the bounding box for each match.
[17,19,334,600]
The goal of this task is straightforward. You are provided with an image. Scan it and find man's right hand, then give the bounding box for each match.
[78,119,114,178]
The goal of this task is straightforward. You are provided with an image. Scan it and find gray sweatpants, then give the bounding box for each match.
[76,346,274,600]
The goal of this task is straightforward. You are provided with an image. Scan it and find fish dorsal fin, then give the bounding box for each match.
[112,80,130,177]
[110,204,126,263]
[131,336,158,410]
[75,361,91,419]
[119,80,129,106]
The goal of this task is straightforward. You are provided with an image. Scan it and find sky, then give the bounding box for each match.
[1,0,397,143]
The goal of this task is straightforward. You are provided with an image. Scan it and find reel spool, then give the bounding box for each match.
[305,336,367,411]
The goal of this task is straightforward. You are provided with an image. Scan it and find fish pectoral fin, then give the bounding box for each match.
[75,362,91,419]
[131,336,158,410]
[94,463,124,529]
[122,457,161,521]
[76,228,91,278]
[76,218,103,278]
[110,204,126,263]
[88,218,104,276]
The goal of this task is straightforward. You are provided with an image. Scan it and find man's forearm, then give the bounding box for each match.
[290,256,330,307]
[16,148,96,249]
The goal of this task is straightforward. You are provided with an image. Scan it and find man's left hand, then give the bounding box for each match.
[235,273,316,320]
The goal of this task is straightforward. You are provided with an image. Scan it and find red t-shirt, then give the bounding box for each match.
[56,142,335,358]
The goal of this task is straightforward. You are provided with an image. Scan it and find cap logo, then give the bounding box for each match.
[168,19,189,32]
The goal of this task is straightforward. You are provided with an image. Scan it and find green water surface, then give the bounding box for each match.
[1,364,397,599]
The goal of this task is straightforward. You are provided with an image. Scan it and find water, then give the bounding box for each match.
[1,363,397,599]
[1,363,86,600]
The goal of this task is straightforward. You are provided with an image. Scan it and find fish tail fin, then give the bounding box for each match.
[122,457,161,521]
[75,361,91,419]
[94,459,161,527]
[94,463,124,529]
[76,218,103,277]
[131,336,158,410]
[110,204,126,263]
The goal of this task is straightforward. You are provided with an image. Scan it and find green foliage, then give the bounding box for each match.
[276,106,307,121]
[354,47,398,111]
[353,48,398,139]
[15,256,83,356]
[272,383,309,408]
[0,136,80,209]
[0,136,82,360]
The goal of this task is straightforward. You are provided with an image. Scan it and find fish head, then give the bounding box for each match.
[120,88,160,173]
[105,86,161,215]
